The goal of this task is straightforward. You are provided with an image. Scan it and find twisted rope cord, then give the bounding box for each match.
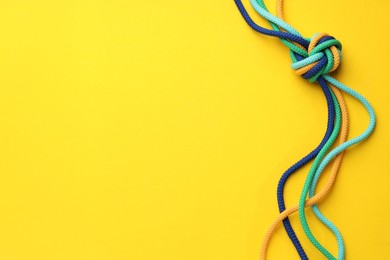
[249,0,376,258]
[238,0,342,258]
[260,1,348,259]
[295,81,341,260]
[260,85,348,260]
[285,4,346,260]
[233,0,376,259]
[300,75,375,259]
[259,1,375,258]
[233,1,338,259]
[250,0,347,259]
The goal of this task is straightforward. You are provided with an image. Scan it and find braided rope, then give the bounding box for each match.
[260,85,349,260]
[234,2,338,259]
[243,0,344,258]
[300,75,375,259]
[249,0,348,258]
[233,0,376,259]
[265,1,348,259]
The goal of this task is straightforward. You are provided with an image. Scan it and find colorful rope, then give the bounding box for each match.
[261,85,348,260]
[233,1,341,258]
[247,0,376,258]
[261,85,349,260]
[233,0,376,259]
[262,5,350,259]
[300,74,375,259]
[250,0,348,259]
[258,1,348,259]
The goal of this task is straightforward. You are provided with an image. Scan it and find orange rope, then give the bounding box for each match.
[260,85,349,259]
[259,1,350,259]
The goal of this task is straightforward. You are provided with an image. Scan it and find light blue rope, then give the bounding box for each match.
[307,75,376,260]
[249,1,376,259]
[249,0,303,36]
[247,1,346,257]
[291,53,324,70]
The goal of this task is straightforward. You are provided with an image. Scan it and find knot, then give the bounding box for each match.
[291,33,342,83]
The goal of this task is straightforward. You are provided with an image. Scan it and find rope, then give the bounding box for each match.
[299,75,375,259]
[233,0,376,259]
[239,1,343,259]
[260,85,349,260]
[261,1,348,259]
[234,1,338,258]
[249,0,348,258]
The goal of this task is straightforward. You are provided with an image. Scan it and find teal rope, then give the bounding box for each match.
[249,1,343,258]
[250,0,342,258]
[303,75,376,260]
[297,84,341,260]
[249,0,376,259]
[250,0,302,36]
[251,0,311,60]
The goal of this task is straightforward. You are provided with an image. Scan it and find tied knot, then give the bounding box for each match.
[292,33,342,83]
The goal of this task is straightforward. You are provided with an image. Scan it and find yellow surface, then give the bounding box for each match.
[0,0,389,259]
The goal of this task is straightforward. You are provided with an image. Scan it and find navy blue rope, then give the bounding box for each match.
[233,0,310,48]
[233,1,336,259]
[276,78,335,260]
[302,56,327,79]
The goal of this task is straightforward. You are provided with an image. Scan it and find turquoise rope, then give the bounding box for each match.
[250,0,344,257]
[291,53,324,70]
[297,82,341,260]
[250,0,376,259]
[305,75,376,260]
[250,0,303,36]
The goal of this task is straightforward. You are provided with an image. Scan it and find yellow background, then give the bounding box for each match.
[0,0,389,259]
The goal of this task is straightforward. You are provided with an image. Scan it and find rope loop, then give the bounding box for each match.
[291,33,342,83]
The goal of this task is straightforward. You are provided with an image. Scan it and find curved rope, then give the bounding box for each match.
[233,0,376,259]
[260,85,348,260]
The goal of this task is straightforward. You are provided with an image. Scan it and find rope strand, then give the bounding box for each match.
[260,85,347,260]
[233,0,376,259]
